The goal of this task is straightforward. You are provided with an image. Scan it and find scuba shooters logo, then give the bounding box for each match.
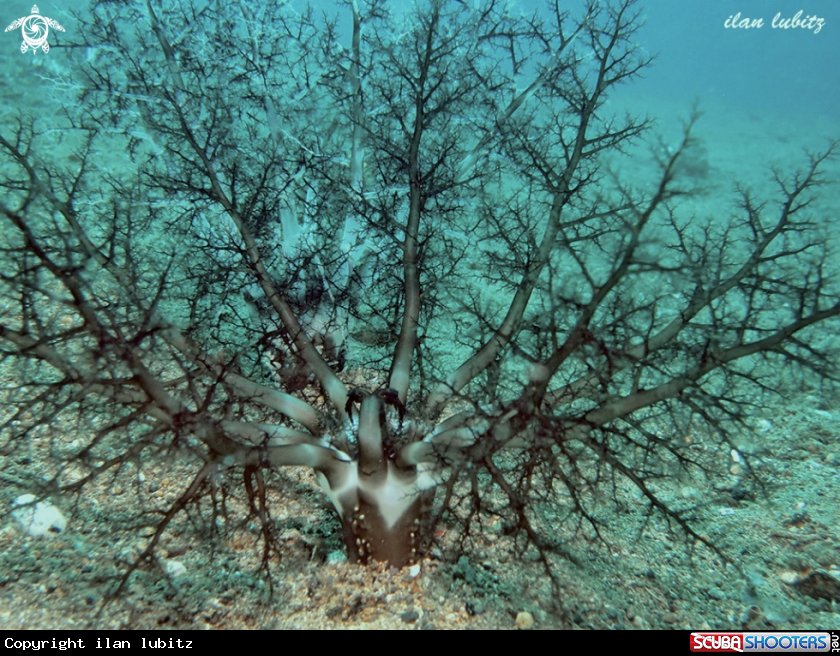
[692,634,744,652]
[690,632,836,653]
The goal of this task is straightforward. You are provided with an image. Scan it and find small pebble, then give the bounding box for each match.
[778,570,803,585]
[163,559,187,579]
[400,610,419,623]
[465,600,485,616]
[661,612,678,624]
[11,495,67,537]
[515,611,534,630]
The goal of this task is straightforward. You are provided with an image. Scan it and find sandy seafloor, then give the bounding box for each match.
[0,1,839,631]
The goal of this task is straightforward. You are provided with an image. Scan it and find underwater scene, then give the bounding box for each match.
[0,0,838,630]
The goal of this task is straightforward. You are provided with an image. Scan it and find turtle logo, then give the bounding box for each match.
[5,5,65,54]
